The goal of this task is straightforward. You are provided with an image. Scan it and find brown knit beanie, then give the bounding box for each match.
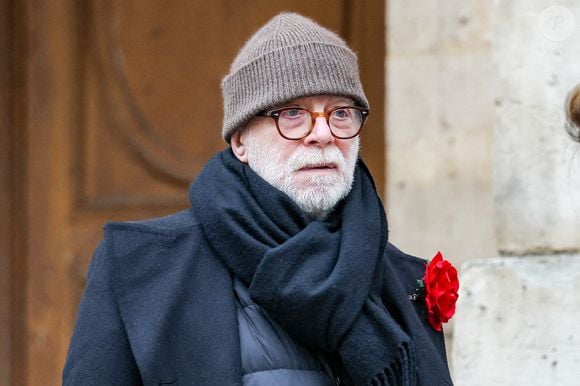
[221,12,369,143]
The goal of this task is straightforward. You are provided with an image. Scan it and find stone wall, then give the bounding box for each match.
[386,1,580,384]
[453,256,580,385]
[492,1,580,254]
[386,0,496,268]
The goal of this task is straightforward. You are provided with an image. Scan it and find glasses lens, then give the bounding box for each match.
[274,107,366,139]
[277,108,310,139]
[329,108,364,138]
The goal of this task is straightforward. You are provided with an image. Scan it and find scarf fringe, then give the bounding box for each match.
[370,342,417,386]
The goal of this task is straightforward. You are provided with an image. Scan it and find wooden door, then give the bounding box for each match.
[0,1,385,385]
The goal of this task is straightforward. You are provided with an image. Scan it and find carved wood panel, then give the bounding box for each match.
[3,1,385,385]
[79,0,380,212]
[0,1,12,383]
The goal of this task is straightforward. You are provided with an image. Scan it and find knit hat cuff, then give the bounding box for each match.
[221,43,368,143]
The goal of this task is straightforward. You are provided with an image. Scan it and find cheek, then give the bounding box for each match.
[275,142,300,164]
[337,139,359,161]
[249,128,293,161]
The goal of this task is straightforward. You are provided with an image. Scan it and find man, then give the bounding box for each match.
[63,13,455,386]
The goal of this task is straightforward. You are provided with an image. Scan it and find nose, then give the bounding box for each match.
[303,116,334,146]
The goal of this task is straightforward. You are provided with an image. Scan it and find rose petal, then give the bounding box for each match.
[422,251,459,331]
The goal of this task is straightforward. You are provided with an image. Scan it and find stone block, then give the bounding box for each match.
[493,0,580,253]
[452,255,580,385]
[386,0,497,266]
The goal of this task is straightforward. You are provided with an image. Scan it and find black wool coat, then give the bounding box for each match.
[63,209,451,386]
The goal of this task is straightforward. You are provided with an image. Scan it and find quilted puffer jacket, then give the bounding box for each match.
[234,277,340,386]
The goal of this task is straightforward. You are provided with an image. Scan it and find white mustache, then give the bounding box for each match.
[286,147,346,172]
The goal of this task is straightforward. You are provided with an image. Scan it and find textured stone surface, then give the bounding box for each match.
[453,255,580,386]
[386,0,497,268]
[493,0,580,254]
[386,1,580,384]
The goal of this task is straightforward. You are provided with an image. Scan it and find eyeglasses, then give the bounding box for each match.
[259,106,370,140]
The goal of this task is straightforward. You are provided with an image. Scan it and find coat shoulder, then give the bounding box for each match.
[385,242,427,277]
[385,243,427,266]
[384,243,427,296]
[104,208,200,238]
[100,209,204,270]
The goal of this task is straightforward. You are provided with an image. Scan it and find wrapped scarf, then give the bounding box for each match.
[189,149,417,385]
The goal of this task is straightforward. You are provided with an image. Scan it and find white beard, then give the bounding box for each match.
[244,132,359,220]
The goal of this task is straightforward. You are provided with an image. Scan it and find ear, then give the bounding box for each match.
[230,129,249,163]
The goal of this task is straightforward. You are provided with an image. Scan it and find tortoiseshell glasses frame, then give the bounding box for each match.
[259,106,370,140]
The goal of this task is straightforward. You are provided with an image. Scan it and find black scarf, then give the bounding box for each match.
[189,149,418,385]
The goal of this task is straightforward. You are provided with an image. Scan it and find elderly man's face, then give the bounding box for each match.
[231,95,360,219]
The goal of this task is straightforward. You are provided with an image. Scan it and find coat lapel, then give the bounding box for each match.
[106,222,243,385]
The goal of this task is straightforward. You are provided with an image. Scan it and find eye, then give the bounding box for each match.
[280,108,305,119]
[332,108,352,119]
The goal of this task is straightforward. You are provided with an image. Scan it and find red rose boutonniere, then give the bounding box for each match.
[410,251,459,331]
